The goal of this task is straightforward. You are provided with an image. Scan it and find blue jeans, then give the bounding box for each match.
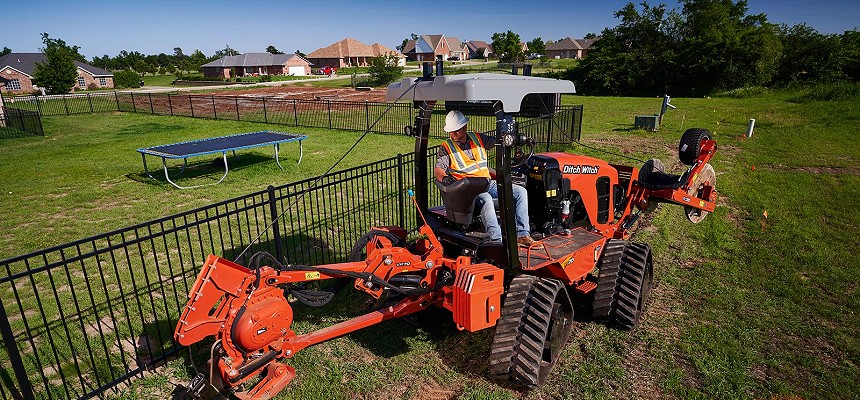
[475,180,530,241]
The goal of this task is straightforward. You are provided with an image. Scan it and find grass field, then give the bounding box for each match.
[1,84,858,399]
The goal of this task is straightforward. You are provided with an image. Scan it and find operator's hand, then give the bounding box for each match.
[442,176,457,186]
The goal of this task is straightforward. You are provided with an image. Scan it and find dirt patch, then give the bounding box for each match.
[84,315,116,337]
[582,136,674,159]
[408,379,457,400]
[210,85,388,102]
[761,164,860,176]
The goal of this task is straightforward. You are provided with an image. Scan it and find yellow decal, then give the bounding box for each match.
[692,173,699,183]
[546,189,557,197]
[699,200,706,207]
[305,272,321,280]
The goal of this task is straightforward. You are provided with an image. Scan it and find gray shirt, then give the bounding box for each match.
[435,131,496,172]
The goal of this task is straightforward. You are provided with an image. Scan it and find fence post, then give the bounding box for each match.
[87,93,94,113]
[189,95,195,118]
[235,97,240,121]
[168,93,174,116]
[212,95,217,119]
[131,92,137,113]
[267,185,284,262]
[114,91,120,111]
[149,93,154,114]
[397,153,405,228]
[327,100,332,129]
[63,94,69,115]
[263,97,268,123]
[0,297,36,400]
[546,115,553,152]
[293,99,298,126]
[365,101,370,132]
[36,96,43,116]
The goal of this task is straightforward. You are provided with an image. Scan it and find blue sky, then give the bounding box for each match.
[2,0,859,59]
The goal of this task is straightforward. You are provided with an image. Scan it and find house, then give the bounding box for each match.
[0,53,114,94]
[306,38,406,69]
[465,40,493,59]
[201,53,311,78]
[545,37,598,59]
[402,35,468,61]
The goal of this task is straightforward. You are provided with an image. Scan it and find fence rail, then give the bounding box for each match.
[0,95,581,399]
[3,91,581,141]
[0,107,44,138]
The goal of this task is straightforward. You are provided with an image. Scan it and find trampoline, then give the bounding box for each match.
[138,130,307,189]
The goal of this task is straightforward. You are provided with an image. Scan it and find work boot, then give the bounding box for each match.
[517,235,543,248]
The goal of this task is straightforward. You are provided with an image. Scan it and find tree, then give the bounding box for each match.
[774,24,845,84]
[212,45,239,59]
[527,37,546,57]
[187,50,208,71]
[295,50,306,58]
[491,30,525,63]
[266,45,283,54]
[0,47,10,57]
[32,33,79,94]
[368,54,403,85]
[397,33,418,52]
[676,0,781,94]
[173,47,185,59]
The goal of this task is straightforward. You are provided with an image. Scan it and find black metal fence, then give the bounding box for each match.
[0,105,580,399]
[2,91,581,142]
[0,107,44,138]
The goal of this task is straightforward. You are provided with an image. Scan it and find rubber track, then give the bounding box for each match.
[489,275,569,387]
[592,239,627,320]
[608,242,652,330]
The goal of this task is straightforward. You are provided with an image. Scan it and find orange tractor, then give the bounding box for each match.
[174,72,717,399]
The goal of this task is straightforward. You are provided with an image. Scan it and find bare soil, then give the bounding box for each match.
[211,86,388,102]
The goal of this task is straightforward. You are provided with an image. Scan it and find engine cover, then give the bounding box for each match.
[231,289,294,353]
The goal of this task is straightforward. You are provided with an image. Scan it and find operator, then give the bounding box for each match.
[434,110,539,247]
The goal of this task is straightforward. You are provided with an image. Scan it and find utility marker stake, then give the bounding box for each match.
[747,118,756,138]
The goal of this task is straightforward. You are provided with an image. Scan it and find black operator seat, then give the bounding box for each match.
[434,177,491,227]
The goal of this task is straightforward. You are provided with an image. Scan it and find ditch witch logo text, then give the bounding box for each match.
[562,165,600,174]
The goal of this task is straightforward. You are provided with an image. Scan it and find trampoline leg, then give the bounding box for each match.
[297,140,303,164]
[142,153,157,180]
[163,153,230,189]
[274,143,283,170]
[175,158,188,176]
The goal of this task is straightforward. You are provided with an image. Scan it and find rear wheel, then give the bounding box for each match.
[489,275,573,387]
[678,128,712,166]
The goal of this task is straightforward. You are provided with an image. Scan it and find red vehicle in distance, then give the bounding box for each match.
[317,66,337,75]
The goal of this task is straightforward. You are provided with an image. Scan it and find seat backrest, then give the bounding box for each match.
[434,177,490,226]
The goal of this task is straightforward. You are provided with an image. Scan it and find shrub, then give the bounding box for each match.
[259,75,272,82]
[87,82,99,90]
[788,81,860,102]
[114,70,142,88]
[368,54,403,86]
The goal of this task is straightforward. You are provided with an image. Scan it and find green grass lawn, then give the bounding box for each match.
[2,85,858,399]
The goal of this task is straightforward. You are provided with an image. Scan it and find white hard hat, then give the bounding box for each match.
[444,110,469,132]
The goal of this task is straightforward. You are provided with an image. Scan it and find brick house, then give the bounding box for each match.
[465,40,493,59]
[402,35,468,61]
[201,53,312,78]
[0,53,114,94]
[545,37,598,59]
[306,38,405,69]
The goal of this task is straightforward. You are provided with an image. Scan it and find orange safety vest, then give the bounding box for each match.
[441,131,491,180]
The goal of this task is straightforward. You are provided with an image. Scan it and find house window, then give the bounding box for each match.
[99,77,107,86]
[7,79,21,91]
[77,76,86,88]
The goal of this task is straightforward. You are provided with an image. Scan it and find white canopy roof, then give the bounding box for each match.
[385,73,576,113]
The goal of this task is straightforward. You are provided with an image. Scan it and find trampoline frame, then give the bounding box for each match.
[137,130,306,189]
